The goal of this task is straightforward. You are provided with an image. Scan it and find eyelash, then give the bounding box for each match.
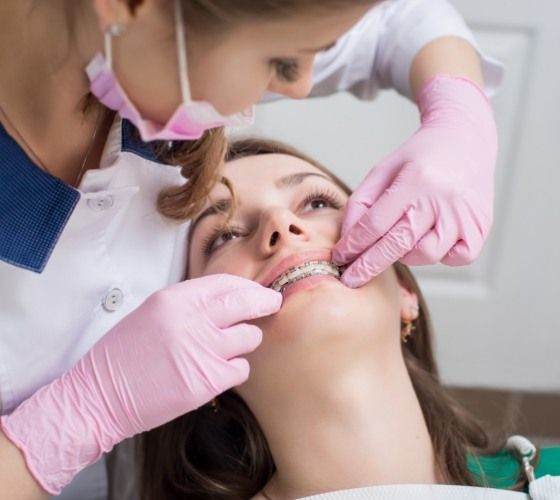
[272,59,300,82]
[300,188,345,212]
[201,225,245,257]
[201,188,344,256]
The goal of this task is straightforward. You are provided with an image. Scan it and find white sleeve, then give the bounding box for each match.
[262,0,504,103]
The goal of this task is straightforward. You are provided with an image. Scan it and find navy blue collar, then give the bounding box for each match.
[0,119,157,273]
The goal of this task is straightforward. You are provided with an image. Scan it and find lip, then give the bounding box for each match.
[282,273,340,301]
[260,249,334,289]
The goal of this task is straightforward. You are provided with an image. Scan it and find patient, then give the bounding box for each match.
[139,138,529,499]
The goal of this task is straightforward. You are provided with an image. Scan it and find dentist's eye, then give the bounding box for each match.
[301,188,345,212]
[202,226,245,255]
[272,58,300,82]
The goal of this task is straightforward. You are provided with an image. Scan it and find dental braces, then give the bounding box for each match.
[270,261,341,293]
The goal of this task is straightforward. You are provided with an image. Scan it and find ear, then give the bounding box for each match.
[399,283,419,323]
[92,0,135,32]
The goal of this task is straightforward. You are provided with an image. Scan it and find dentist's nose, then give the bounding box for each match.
[260,208,309,254]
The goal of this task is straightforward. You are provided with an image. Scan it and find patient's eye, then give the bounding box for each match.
[308,199,329,209]
[203,226,245,255]
[301,188,344,213]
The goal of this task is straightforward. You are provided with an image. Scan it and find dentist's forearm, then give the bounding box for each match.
[409,36,484,99]
[0,429,48,500]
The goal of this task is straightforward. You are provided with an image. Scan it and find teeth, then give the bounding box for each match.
[270,260,341,293]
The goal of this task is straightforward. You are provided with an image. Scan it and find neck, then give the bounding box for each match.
[0,0,108,184]
[253,352,438,499]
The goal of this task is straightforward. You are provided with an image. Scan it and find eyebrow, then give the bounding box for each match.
[275,171,331,188]
[299,41,337,54]
[189,171,334,242]
[188,198,233,249]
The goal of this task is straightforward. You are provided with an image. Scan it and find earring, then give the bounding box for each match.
[401,320,416,343]
[106,23,125,36]
[209,398,219,414]
[401,304,420,343]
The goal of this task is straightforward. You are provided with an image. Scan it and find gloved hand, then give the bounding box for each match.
[333,74,498,288]
[0,274,281,495]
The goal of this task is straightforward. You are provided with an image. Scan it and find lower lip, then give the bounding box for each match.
[281,274,340,301]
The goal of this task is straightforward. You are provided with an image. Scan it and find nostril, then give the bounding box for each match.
[289,224,302,235]
[270,231,279,246]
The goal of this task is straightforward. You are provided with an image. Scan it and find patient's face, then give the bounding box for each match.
[188,153,347,283]
[188,153,409,402]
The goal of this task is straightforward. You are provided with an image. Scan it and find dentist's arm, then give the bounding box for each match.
[409,36,483,96]
[334,37,498,286]
[0,275,281,498]
[0,431,47,500]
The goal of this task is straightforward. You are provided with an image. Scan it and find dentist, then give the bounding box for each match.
[0,0,502,498]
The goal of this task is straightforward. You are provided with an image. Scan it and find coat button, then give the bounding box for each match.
[102,288,124,312]
[87,195,114,211]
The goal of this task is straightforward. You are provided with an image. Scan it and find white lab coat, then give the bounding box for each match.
[299,484,529,499]
[298,478,560,500]
[0,0,503,498]
[0,119,190,498]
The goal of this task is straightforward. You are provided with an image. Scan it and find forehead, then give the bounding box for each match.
[204,153,326,205]
[229,153,320,181]
[231,4,373,50]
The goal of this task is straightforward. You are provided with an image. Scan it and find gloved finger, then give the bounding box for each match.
[340,198,368,241]
[441,236,483,266]
[215,324,263,360]
[340,154,405,237]
[441,211,487,266]
[334,169,422,265]
[334,195,406,266]
[341,210,433,288]
[207,286,282,328]
[217,357,251,391]
[399,218,458,266]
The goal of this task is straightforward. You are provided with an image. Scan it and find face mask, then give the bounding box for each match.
[85,0,255,142]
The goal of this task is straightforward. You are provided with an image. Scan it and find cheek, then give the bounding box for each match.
[191,248,257,281]
[316,211,344,244]
[190,54,271,114]
[360,267,399,297]
[332,212,344,239]
[359,269,402,328]
[205,261,253,279]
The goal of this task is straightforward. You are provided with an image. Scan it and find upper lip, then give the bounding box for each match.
[260,249,334,289]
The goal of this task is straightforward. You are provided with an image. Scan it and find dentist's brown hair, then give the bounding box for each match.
[126,0,377,25]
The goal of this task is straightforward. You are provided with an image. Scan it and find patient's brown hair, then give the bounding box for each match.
[140,138,527,499]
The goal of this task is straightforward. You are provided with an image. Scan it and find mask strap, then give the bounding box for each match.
[174,0,192,104]
[104,22,125,70]
[104,0,125,70]
[104,32,113,70]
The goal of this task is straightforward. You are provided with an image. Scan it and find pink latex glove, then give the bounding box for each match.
[333,74,498,288]
[1,274,281,495]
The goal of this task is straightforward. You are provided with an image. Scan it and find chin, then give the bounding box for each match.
[241,274,402,402]
[260,278,380,342]
[243,278,397,396]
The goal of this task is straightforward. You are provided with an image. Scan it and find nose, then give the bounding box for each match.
[268,57,315,99]
[260,207,309,254]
